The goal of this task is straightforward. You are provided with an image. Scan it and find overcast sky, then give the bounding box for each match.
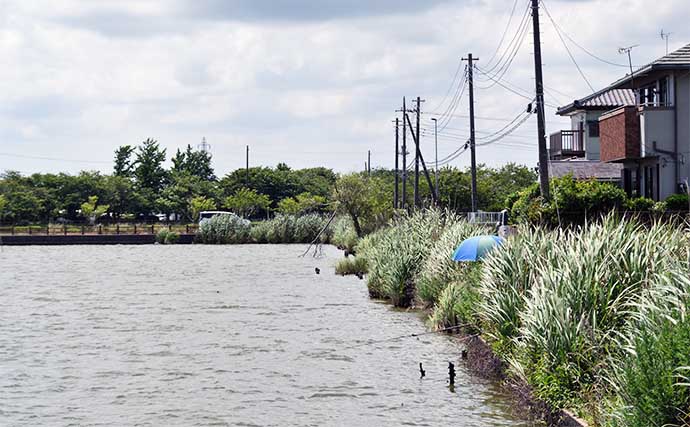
[1,0,688,176]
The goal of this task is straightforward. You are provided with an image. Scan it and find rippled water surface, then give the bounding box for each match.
[0,245,533,426]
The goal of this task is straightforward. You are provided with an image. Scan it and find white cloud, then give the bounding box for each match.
[0,0,688,175]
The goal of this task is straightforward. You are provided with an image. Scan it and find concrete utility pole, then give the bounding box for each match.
[394,118,400,209]
[400,98,408,209]
[405,113,438,206]
[431,117,439,203]
[413,97,423,208]
[245,145,250,186]
[463,54,479,212]
[531,0,550,200]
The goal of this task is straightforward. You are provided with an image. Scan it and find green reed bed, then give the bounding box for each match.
[356,210,690,425]
[197,213,353,245]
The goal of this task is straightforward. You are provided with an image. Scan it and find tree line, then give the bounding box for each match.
[0,138,537,224]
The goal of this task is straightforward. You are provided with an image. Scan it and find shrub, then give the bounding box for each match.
[156,229,180,244]
[196,213,251,244]
[249,214,328,244]
[335,256,368,276]
[665,193,690,211]
[624,197,655,211]
[511,175,627,226]
[331,216,358,252]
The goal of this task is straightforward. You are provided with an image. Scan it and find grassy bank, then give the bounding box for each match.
[344,210,690,426]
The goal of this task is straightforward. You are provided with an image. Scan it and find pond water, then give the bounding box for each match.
[0,245,534,426]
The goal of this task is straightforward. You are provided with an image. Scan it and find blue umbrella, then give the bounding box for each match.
[452,235,504,262]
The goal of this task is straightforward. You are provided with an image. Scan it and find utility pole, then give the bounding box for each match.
[531,0,550,200]
[367,150,371,176]
[245,145,249,186]
[463,54,479,212]
[413,97,423,208]
[431,117,439,203]
[405,114,438,206]
[394,118,400,209]
[399,98,408,209]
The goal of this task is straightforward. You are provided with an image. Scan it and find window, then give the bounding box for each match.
[658,77,669,106]
[587,120,600,138]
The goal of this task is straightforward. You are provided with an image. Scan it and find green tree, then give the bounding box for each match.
[113,145,136,178]
[190,196,217,221]
[134,138,167,193]
[332,173,392,237]
[80,195,110,225]
[133,138,167,214]
[171,145,215,181]
[277,192,327,215]
[0,194,7,221]
[224,188,271,218]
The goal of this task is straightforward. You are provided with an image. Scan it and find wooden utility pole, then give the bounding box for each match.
[532,0,550,200]
[367,150,371,176]
[394,118,400,209]
[463,54,479,212]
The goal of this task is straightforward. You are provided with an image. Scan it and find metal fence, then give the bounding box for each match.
[0,223,199,236]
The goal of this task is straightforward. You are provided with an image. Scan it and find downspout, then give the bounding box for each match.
[673,71,679,192]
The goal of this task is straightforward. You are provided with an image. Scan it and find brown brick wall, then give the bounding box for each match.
[600,106,640,162]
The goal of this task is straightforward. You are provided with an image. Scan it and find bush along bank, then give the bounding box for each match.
[195,212,355,245]
[348,211,690,426]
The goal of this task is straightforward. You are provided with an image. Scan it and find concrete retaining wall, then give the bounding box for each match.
[0,234,196,245]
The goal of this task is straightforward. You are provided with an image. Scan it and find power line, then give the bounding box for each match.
[539,1,638,68]
[0,152,111,165]
[482,2,532,75]
[428,59,465,113]
[484,0,523,67]
[540,0,595,92]
[479,3,532,89]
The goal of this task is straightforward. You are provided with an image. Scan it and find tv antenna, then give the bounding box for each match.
[660,29,672,55]
[618,45,639,104]
[198,136,211,153]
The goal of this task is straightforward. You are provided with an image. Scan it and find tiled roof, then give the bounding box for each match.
[549,160,623,181]
[609,42,690,89]
[558,42,690,115]
[651,43,690,66]
[557,88,634,115]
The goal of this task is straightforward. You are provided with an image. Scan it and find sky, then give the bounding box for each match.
[1,0,689,176]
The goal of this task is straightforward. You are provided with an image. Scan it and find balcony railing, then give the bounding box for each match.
[549,130,585,159]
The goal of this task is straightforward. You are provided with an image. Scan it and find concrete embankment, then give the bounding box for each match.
[0,234,196,245]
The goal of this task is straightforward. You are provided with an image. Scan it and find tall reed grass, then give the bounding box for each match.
[359,208,690,424]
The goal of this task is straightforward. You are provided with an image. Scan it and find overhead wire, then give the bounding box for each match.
[540,0,595,92]
[484,0,523,67]
[478,2,532,88]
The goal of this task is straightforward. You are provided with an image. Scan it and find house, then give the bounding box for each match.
[548,88,632,184]
[598,43,690,200]
[552,43,690,200]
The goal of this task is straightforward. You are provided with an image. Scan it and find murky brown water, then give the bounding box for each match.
[0,245,533,426]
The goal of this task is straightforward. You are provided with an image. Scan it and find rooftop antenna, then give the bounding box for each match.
[198,136,211,153]
[618,45,639,105]
[660,29,672,55]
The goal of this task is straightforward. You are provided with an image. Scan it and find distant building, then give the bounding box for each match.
[550,43,690,199]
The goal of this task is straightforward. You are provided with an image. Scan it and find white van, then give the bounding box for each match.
[198,211,234,224]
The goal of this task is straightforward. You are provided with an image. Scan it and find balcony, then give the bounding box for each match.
[549,130,585,160]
